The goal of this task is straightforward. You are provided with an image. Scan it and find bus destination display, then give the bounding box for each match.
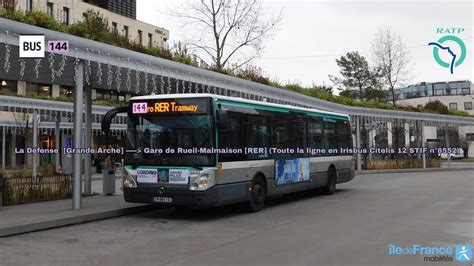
[131,98,209,115]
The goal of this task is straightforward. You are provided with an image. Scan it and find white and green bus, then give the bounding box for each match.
[103,94,355,212]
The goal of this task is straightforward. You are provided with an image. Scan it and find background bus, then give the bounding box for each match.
[103,94,355,212]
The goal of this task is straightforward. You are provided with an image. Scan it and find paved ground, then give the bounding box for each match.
[0,170,472,266]
[0,174,146,237]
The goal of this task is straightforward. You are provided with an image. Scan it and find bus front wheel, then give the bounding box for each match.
[322,167,336,195]
[247,176,266,212]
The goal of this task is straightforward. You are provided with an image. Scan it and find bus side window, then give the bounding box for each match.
[245,116,269,160]
[218,114,244,162]
[307,117,323,156]
[289,114,306,157]
[289,124,305,157]
[323,120,337,155]
[336,120,351,151]
[270,113,289,160]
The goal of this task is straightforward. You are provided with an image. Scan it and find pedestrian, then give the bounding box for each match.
[104,155,113,169]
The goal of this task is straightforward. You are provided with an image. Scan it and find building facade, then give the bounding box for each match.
[84,0,136,19]
[3,0,169,48]
[394,80,473,115]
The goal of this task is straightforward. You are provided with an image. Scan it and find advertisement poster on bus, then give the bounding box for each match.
[275,158,310,185]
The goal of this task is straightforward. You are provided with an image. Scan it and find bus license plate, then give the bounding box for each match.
[153,197,172,203]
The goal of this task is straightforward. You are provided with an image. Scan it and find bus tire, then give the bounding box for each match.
[322,167,336,195]
[247,176,266,212]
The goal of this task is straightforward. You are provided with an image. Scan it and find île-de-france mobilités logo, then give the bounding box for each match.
[428,28,467,74]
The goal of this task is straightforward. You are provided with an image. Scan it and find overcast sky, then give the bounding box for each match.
[137,0,473,90]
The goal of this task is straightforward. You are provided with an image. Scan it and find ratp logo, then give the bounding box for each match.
[428,28,466,74]
[456,244,472,262]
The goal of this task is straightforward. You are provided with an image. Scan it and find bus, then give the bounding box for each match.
[102,94,355,212]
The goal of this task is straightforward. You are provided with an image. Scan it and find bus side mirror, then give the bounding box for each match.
[216,110,229,130]
[101,106,128,136]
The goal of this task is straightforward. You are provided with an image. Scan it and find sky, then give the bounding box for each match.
[137,0,473,91]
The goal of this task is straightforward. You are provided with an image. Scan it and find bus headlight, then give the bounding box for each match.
[189,171,215,191]
[123,169,137,188]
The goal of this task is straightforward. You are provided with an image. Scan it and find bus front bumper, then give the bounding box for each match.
[123,182,250,208]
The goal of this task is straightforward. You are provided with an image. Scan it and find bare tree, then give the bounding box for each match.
[371,27,411,105]
[171,0,282,71]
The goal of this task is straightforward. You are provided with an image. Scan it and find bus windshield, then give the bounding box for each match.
[125,98,215,166]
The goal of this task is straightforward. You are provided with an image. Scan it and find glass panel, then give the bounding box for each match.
[0,79,17,95]
[273,125,288,148]
[38,85,51,97]
[127,114,214,166]
[47,2,53,16]
[247,123,269,159]
[464,102,472,110]
[148,33,153,48]
[63,8,69,25]
[96,91,104,100]
[123,26,129,37]
[59,86,73,98]
[218,115,244,162]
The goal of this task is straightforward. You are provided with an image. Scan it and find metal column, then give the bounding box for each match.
[2,126,5,169]
[387,122,393,148]
[404,123,410,148]
[73,62,84,210]
[32,110,38,183]
[10,129,16,167]
[84,86,92,195]
[55,115,60,172]
[421,121,426,169]
[356,116,361,171]
[445,125,450,168]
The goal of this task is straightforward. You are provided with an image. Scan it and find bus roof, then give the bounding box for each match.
[130,93,350,120]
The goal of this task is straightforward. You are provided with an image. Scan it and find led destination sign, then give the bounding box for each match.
[133,102,198,113]
[131,98,209,115]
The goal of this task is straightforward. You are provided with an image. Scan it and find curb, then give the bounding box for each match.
[356,167,474,175]
[0,205,167,238]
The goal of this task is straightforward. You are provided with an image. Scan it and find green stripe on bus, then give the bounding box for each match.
[217,99,348,120]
